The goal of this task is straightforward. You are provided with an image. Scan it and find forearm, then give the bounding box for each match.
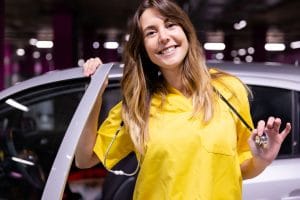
[241,156,271,180]
[75,97,102,169]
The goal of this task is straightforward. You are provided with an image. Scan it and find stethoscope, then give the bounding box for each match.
[103,105,268,177]
[103,121,141,176]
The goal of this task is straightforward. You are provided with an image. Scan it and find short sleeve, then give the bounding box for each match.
[93,101,135,169]
[211,71,254,164]
[229,79,253,164]
[226,77,254,164]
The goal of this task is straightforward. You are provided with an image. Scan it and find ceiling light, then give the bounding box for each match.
[104,42,119,49]
[32,51,40,59]
[247,47,255,54]
[238,48,246,56]
[29,38,38,46]
[77,59,85,67]
[204,42,225,51]
[16,48,25,56]
[234,20,247,30]
[92,41,100,49]
[45,53,52,61]
[36,41,53,48]
[290,41,300,49]
[245,55,253,63]
[264,43,286,51]
[215,53,224,60]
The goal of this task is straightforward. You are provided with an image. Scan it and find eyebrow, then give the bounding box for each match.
[142,17,170,33]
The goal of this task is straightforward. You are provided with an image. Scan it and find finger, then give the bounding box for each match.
[280,122,292,141]
[250,129,257,141]
[87,57,102,71]
[83,58,102,76]
[94,57,103,66]
[257,120,265,136]
[272,117,282,133]
[83,62,91,76]
[266,116,275,129]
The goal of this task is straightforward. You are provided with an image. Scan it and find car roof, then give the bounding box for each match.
[0,63,123,101]
[207,61,300,91]
[1,61,299,101]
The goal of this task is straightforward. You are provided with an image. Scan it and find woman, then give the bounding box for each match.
[75,0,291,199]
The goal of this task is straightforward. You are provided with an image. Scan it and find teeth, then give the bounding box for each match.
[161,46,175,55]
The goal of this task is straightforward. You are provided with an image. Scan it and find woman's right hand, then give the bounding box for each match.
[83,57,103,76]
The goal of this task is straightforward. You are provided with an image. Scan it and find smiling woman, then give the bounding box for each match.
[75,0,291,200]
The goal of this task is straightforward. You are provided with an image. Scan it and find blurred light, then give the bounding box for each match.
[45,53,52,61]
[245,55,253,63]
[233,57,241,64]
[33,51,40,59]
[36,41,53,48]
[92,41,100,49]
[104,42,119,49]
[125,34,130,41]
[10,171,23,178]
[290,41,300,49]
[5,99,29,112]
[204,42,225,51]
[29,38,38,46]
[78,59,85,67]
[234,20,247,30]
[11,157,35,166]
[231,50,237,57]
[215,53,224,60]
[238,48,246,56]
[16,48,25,56]
[264,43,286,51]
[247,47,255,54]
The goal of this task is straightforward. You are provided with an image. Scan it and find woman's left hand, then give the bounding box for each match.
[248,116,291,164]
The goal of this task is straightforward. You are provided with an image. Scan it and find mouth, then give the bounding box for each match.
[158,45,178,55]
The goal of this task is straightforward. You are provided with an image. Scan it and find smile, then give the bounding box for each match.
[159,46,177,55]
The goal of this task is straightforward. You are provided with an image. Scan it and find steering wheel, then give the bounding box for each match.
[2,125,46,190]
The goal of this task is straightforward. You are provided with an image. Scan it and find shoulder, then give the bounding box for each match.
[106,101,123,120]
[210,68,248,100]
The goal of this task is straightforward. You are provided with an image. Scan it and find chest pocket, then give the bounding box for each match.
[200,106,237,156]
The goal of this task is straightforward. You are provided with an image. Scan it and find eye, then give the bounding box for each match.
[144,30,156,38]
[165,21,177,28]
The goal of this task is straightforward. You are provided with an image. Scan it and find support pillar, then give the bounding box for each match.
[252,24,267,62]
[53,12,75,69]
[0,0,4,90]
[224,34,234,61]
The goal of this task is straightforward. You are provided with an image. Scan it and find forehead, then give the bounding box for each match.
[139,8,166,29]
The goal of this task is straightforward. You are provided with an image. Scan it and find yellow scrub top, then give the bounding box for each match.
[93,74,253,200]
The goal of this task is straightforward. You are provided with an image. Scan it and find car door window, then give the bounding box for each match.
[0,80,88,199]
[249,85,293,156]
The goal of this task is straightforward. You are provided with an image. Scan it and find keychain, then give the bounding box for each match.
[255,133,268,147]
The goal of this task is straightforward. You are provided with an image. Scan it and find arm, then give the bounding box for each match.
[75,57,105,169]
[241,117,291,179]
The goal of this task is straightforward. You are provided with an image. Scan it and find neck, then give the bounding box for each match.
[161,69,188,96]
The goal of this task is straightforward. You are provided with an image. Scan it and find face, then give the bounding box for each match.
[140,8,189,73]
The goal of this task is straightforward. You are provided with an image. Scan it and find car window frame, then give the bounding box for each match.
[41,63,115,199]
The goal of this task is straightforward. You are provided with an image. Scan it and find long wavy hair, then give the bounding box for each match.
[121,0,216,154]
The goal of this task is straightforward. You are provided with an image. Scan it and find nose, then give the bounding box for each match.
[158,28,169,44]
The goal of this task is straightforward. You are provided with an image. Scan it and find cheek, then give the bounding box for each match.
[144,40,156,59]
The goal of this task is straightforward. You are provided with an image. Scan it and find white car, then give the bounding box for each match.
[0,62,299,199]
